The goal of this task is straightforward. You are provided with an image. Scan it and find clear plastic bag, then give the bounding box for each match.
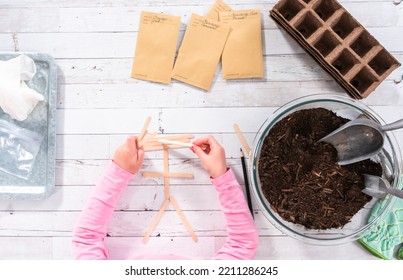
[0,119,43,180]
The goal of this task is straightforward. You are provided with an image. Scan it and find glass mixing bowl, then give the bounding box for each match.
[251,94,402,245]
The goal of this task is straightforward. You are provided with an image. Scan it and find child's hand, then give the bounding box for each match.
[192,135,227,179]
[113,136,144,174]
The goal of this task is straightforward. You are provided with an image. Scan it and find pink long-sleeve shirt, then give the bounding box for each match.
[72,162,259,260]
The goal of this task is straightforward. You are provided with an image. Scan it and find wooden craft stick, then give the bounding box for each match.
[142,171,194,178]
[145,142,183,148]
[160,134,194,141]
[143,141,164,148]
[163,146,170,200]
[170,196,198,242]
[142,143,179,151]
[233,123,252,157]
[142,134,194,151]
[139,131,158,147]
[156,137,194,143]
[138,116,152,142]
[142,199,170,244]
[143,144,189,151]
[146,140,192,147]
[142,144,165,152]
[158,139,193,147]
[145,135,193,142]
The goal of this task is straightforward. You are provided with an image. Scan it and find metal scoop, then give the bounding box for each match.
[362,174,403,199]
[320,118,403,165]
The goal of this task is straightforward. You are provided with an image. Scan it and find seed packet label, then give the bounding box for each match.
[131,11,181,84]
[220,9,264,79]
[172,13,230,91]
[206,0,232,21]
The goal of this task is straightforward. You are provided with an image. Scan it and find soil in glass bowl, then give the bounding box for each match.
[258,108,382,230]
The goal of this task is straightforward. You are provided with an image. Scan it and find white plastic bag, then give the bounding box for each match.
[0,55,44,121]
[0,119,43,180]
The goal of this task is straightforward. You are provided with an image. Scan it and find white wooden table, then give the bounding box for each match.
[0,0,402,260]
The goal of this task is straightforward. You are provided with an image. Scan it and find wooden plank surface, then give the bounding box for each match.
[0,0,402,260]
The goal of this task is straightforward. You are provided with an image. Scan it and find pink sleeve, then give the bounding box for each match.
[72,161,133,260]
[211,169,259,260]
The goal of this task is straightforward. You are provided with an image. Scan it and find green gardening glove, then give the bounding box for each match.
[358,195,403,260]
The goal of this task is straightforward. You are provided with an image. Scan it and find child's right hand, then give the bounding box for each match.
[192,135,228,179]
[113,136,144,174]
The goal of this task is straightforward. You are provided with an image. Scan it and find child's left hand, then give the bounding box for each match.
[113,136,144,174]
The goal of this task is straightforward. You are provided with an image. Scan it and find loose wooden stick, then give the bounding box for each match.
[158,139,193,147]
[138,116,152,142]
[142,199,170,244]
[142,171,194,178]
[170,196,198,242]
[163,146,170,200]
[233,123,252,158]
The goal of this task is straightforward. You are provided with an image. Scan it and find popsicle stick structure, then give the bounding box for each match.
[138,117,198,243]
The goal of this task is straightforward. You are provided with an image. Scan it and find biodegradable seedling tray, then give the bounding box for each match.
[270,0,401,99]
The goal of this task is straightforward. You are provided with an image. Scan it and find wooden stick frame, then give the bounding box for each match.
[139,117,198,243]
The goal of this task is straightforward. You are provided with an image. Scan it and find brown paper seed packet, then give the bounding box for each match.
[131,11,181,84]
[172,13,231,91]
[206,0,232,21]
[220,9,264,79]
